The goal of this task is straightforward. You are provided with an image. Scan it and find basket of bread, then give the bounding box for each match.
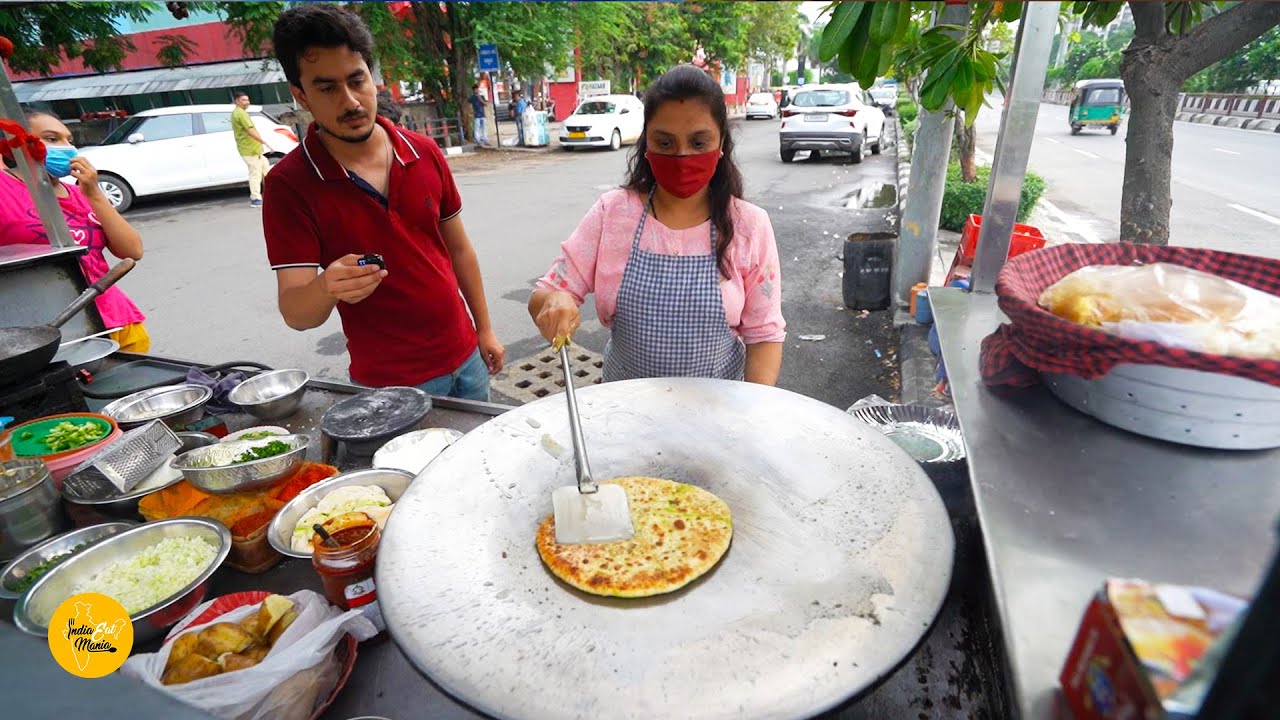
[121,590,377,720]
[980,243,1280,449]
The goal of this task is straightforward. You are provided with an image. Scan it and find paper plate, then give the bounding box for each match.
[847,404,966,463]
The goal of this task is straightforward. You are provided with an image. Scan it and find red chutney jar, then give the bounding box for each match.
[310,516,380,610]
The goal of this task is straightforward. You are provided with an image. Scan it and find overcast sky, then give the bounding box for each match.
[800,1,830,26]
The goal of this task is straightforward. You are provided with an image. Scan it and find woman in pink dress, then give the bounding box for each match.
[0,112,149,351]
[529,65,785,384]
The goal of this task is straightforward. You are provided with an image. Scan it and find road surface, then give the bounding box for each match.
[973,101,1280,259]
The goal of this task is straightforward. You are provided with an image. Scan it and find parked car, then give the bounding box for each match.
[76,104,299,212]
[778,85,887,164]
[745,92,780,120]
[559,95,644,151]
[868,87,899,117]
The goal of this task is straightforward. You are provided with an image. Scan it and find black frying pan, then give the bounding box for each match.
[0,258,135,382]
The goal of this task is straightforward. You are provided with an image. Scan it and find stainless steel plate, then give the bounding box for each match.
[847,404,966,463]
[379,378,955,720]
[1045,363,1280,450]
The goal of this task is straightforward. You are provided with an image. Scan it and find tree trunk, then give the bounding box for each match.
[953,120,977,183]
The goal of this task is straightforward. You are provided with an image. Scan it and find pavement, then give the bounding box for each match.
[973,101,1280,259]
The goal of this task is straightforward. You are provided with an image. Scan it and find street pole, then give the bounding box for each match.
[891,1,970,307]
[970,1,1060,293]
[488,72,501,149]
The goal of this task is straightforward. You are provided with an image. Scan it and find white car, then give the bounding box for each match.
[745,92,780,120]
[778,85,887,164]
[77,104,299,211]
[559,94,644,151]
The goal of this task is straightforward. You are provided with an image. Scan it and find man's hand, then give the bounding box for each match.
[477,328,505,374]
[322,254,387,304]
[67,157,100,196]
[533,290,581,344]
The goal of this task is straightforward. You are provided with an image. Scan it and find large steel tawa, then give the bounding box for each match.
[378,379,955,720]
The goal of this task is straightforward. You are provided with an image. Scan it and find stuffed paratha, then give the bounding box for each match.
[535,476,732,598]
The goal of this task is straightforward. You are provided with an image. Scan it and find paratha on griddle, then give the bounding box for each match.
[536,476,732,598]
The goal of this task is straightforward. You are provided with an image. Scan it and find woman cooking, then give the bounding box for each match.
[529,65,785,384]
[0,111,149,351]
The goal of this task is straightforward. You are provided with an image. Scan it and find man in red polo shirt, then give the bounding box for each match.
[262,4,504,399]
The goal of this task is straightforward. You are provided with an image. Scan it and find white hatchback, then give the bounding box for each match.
[559,94,645,151]
[77,104,299,211]
[745,92,779,120]
[778,85,886,164]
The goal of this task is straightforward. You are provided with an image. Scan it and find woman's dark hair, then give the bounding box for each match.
[272,3,375,88]
[625,64,744,278]
[3,110,61,169]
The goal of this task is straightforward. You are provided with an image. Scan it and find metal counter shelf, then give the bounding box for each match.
[930,288,1280,719]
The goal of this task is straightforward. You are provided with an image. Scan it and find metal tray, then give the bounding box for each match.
[379,378,955,720]
[1045,363,1280,450]
[847,403,966,463]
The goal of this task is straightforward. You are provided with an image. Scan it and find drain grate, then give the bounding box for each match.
[491,347,605,404]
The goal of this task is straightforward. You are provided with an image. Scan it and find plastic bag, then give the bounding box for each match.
[1039,263,1280,360]
[120,590,377,720]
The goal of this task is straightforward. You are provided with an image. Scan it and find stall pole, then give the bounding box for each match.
[969,1,1060,293]
[0,67,78,249]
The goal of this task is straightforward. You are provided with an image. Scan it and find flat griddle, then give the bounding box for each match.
[379,378,955,720]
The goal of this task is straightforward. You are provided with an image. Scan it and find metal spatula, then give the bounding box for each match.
[550,340,634,545]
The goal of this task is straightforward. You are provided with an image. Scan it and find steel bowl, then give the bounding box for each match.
[176,431,220,454]
[0,459,65,561]
[14,517,230,643]
[171,434,311,495]
[269,467,413,558]
[0,522,134,600]
[102,384,214,430]
[228,369,309,420]
[51,336,119,373]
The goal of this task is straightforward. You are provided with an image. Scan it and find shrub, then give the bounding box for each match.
[896,96,919,125]
[939,162,1046,232]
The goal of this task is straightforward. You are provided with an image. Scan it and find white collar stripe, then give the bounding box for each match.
[301,136,326,181]
[396,130,422,159]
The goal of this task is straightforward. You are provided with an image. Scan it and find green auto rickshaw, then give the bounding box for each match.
[1069,79,1125,135]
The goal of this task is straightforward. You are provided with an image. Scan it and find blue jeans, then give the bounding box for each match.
[473,117,487,145]
[417,348,490,401]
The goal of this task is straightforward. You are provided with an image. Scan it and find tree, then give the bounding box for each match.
[1184,25,1280,92]
[823,1,1280,246]
[0,2,173,73]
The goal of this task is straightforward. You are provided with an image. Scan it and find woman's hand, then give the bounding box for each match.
[531,290,581,344]
[67,156,100,197]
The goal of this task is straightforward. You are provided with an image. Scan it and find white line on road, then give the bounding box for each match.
[1041,198,1103,244]
[1044,138,1061,145]
[1228,203,1280,226]
[1213,148,1241,155]
[1072,148,1100,159]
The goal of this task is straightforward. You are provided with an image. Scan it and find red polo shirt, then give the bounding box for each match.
[262,116,477,387]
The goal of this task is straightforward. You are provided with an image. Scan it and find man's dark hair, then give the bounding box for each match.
[272,3,375,88]
[233,90,249,101]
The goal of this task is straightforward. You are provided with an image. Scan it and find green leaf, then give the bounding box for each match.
[820,2,866,62]
[869,1,897,45]
[920,50,961,110]
[877,42,894,76]
[999,1,1023,22]
[894,0,913,42]
[857,38,882,87]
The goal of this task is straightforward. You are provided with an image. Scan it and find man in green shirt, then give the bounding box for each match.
[231,91,269,208]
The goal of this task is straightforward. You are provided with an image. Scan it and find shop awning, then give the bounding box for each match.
[12,59,284,102]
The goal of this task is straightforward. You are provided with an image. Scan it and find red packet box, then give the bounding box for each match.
[1060,579,1245,720]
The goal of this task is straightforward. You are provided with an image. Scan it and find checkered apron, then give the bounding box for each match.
[602,197,746,382]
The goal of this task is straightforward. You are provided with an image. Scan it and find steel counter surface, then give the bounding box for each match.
[930,288,1280,719]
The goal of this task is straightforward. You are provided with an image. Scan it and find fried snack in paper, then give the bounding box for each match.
[161,594,298,686]
[162,654,222,686]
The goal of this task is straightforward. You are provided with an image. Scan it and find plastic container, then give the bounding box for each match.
[311,517,381,610]
[908,283,928,317]
[842,232,895,311]
[960,214,1046,263]
[915,289,934,325]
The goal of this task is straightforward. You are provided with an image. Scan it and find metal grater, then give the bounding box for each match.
[71,420,182,493]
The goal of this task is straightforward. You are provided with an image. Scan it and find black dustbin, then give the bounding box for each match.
[842,232,895,311]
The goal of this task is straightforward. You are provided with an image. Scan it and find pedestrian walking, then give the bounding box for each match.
[468,84,489,146]
[529,65,785,385]
[231,91,270,208]
[263,4,505,399]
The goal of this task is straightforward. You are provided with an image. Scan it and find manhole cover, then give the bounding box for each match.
[492,347,605,404]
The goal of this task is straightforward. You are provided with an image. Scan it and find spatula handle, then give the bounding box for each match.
[558,343,597,494]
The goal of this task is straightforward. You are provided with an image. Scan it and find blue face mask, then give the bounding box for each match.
[43,144,78,178]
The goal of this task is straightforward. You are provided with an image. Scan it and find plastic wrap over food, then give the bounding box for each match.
[1039,263,1280,360]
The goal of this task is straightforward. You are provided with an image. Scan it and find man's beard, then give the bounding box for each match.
[324,109,375,144]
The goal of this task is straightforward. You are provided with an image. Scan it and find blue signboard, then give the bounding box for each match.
[478,44,500,73]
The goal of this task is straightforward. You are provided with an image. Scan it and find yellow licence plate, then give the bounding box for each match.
[568,132,586,139]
